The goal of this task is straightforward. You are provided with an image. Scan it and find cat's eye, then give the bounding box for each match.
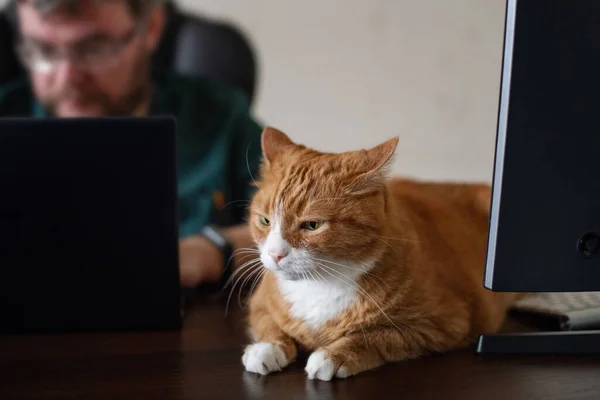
[301,220,325,231]
[258,216,271,227]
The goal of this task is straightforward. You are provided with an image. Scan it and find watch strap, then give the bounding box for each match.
[200,225,234,292]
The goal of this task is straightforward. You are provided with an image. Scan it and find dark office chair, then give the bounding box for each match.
[0,1,258,105]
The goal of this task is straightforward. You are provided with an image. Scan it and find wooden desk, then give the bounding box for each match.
[1,293,599,400]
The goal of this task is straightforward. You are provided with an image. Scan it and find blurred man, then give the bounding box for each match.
[0,0,262,289]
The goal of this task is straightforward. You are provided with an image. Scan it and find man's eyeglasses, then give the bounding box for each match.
[15,24,143,74]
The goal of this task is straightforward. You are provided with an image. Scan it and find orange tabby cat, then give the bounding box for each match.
[241,127,518,380]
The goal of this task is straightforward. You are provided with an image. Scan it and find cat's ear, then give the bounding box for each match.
[347,137,399,195]
[363,137,399,175]
[261,126,295,163]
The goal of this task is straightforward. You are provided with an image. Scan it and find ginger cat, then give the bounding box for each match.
[241,127,518,381]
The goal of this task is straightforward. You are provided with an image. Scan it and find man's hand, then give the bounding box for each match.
[179,235,224,287]
[178,224,256,288]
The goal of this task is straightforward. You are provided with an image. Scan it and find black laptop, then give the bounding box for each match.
[0,117,182,334]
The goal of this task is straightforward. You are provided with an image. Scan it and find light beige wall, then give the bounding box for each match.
[2,0,508,182]
[177,0,507,182]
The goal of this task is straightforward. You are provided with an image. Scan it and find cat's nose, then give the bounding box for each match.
[268,249,288,264]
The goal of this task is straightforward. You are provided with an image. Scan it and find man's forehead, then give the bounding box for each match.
[17,0,134,42]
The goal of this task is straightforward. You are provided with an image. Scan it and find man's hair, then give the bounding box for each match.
[10,0,164,20]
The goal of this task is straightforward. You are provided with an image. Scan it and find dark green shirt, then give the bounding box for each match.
[0,72,263,237]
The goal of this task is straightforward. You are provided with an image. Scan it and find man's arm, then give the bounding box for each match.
[179,224,255,286]
[180,91,263,288]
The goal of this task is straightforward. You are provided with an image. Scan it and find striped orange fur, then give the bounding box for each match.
[241,127,519,380]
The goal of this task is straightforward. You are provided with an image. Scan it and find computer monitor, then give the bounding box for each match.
[477,0,600,354]
[0,117,182,334]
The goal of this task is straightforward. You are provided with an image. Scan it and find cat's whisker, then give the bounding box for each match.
[224,257,261,288]
[375,235,420,243]
[224,248,260,271]
[315,262,401,332]
[223,259,262,317]
[311,268,370,347]
[223,264,253,290]
[233,253,260,267]
[233,252,260,260]
[238,266,264,309]
[232,248,260,257]
[302,271,310,282]
[227,248,260,267]
[310,270,327,287]
[311,271,320,283]
[232,248,260,255]
[251,268,268,294]
[311,269,328,286]
[245,268,268,308]
[245,142,258,187]
[373,236,397,253]
[226,257,261,285]
[220,199,251,210]
[312,257,389,287]
[316,262,398,329]
[225,260,262,317]
[231,249,260,260]
[353,260,391,288]
[312,257,369,273]
[242,268,269,310]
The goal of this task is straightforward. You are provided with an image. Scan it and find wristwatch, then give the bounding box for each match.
[200,225,234,291]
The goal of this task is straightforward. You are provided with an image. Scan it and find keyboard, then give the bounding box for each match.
[511,292,600,331]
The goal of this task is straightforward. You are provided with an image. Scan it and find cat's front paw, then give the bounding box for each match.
[305,350,350,381]
[242,342,289,375]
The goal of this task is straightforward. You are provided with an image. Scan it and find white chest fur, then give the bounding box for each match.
[277,277,358,330]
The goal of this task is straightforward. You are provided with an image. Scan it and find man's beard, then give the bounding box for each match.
[42,59,150,117]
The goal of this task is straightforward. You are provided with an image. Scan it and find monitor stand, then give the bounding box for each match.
[476,331,600,354]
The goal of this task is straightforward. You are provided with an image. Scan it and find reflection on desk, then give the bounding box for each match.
[1,293,599,400]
